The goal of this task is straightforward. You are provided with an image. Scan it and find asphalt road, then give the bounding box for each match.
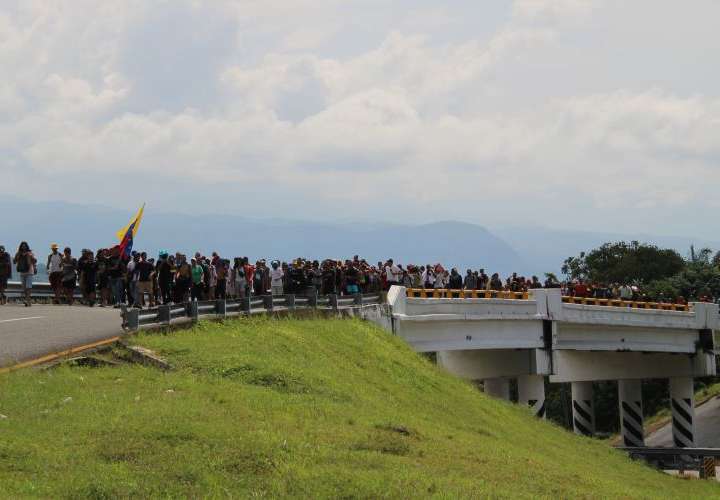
[0,304,123,368]
[646,396,720,448]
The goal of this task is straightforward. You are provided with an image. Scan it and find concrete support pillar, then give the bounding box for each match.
[517,375,546,418]
[669,377,695,448]
[618,379,644,447]
[484,378,510,400]
[571,381,595,437]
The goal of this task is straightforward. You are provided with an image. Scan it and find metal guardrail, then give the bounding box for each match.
[5,281,73,299]
[621,447,720,478]
[404,288,691,311]
[406,288,529,300]
[122,292,384,331]
[562,296,690,312]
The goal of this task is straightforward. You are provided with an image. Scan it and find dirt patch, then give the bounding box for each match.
[220,450,279,475]
[374,423,417,437]
[210,364,314,394]
[352,433,412,456]
[352,423,419,456]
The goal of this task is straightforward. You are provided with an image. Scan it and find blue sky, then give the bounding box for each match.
[1,1,719,237]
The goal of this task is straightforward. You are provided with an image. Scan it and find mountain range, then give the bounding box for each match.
[1,199,717,277]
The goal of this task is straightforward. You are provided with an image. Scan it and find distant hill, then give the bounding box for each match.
[0,200,525,274]
[3,199,716,277]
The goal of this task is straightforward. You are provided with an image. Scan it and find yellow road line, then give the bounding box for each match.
[0,336,122,375]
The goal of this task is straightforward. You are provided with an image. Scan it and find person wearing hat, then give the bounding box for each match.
[47,243,64,304]
[270,260,284,296]
[0,245,11,305]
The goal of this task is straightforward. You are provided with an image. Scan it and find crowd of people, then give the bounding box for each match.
[0,241,693,308]
[561,279,691,304]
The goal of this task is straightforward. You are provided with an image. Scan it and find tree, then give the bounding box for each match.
[562,241,684,285]
[646,249,720,301]
[561,253,587,281]
[712,250,720,268]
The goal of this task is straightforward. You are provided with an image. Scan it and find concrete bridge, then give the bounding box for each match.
[388,287,719,448]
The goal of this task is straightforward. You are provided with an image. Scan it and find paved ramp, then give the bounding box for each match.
[646,396,720,448]
[0,305,122,368]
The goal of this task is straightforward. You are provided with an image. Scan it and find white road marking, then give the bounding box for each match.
[0,316,45,324]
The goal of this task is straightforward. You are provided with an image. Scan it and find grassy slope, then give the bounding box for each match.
[0,318,717,498]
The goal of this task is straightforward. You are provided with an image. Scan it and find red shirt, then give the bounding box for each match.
[574,283,588,297]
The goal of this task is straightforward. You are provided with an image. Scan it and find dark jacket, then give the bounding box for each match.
[0,252,11,280]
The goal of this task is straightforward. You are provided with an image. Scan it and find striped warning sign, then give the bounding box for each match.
[528,399,546,419]
[572,399,594,437]
[671,398,694,448]
[621,400,644,447]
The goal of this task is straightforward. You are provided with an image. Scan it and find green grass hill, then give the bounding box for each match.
[0,318,717,498]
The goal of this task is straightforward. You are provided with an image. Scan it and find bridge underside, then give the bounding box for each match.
[438,348,551,379]
[550,350,717,383]
[554,322,701,353]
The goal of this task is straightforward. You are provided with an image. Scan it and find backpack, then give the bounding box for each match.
[16,254,30,273]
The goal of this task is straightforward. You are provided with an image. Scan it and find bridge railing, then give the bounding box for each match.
[562,296,690,312]
[403,287,691,312]
[620,447,719,478]
[122,292,384,331]
[4,281,82,300]
[406,288,529,300]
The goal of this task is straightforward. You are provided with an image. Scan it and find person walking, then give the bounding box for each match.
[96,249,111,307]
[464,269,477,290]
[78,249,97,307]
[47,243,63,304]
[270,260,284,296]
[384,259,402,290]
[234,268,247,299]
[60,247,78,305]
[14,242,37,307]
[107,247,126,307]
[134,252,155,308]
[175,254,192,303]
[157,252,173,305]
[0,245,11,305]
[422,265,435,289]
[190,258,204,301]
[214,259,226,299]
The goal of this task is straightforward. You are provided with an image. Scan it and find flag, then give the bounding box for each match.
[117,204,145,258]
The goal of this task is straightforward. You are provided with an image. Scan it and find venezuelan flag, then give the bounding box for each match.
[117,204,145,258]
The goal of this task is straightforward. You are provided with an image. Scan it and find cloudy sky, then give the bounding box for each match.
[2,0,719,236]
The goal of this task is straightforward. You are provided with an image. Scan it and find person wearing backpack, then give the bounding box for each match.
[13,241,37,307]
[60,247,78,306]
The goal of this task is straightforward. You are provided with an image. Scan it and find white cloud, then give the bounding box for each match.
[512,0,596,21]
[1,0,719,236]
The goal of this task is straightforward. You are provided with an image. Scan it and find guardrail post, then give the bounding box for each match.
[354,293,363,306]
[308,290,318,309]
[158,304,171,325]
[190,300,199,323]
[126,308,140,332]
[329,294,338,312]
[263,294,274,313]
[216,299,227,318]
[285,294,295,311]
[241,296,251,314]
